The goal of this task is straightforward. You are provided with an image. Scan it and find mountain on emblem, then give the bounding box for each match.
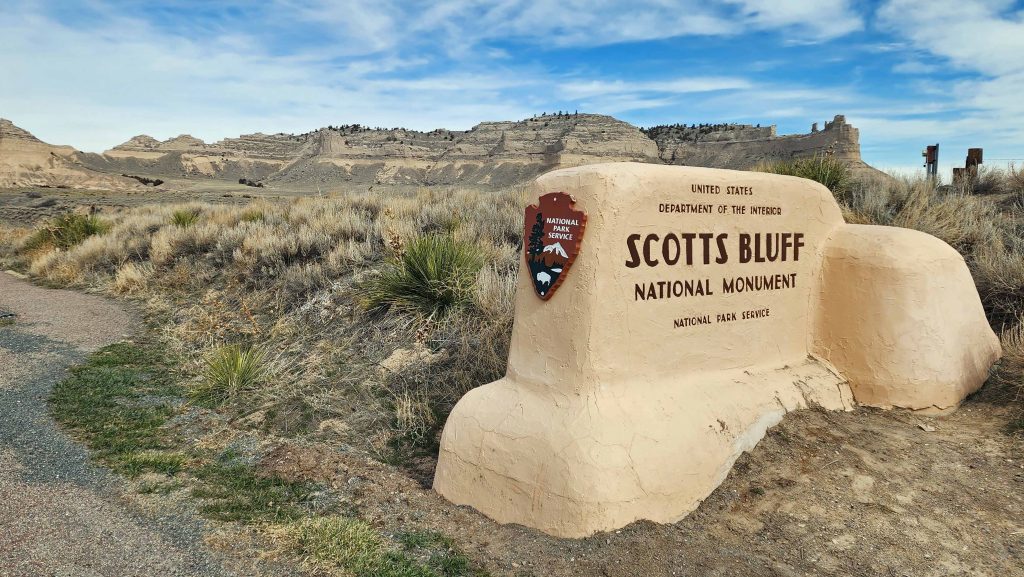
[542,242,568,258]
[524,192,587,300]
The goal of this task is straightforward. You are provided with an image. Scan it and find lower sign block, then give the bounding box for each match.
[433,163,1000,538]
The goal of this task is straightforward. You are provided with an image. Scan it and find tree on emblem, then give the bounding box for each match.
[528,212,545,256]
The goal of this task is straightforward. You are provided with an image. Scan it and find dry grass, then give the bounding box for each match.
[5,168,1023,461]
[3,187,526,462]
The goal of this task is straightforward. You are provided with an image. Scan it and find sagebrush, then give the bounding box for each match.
[2,187,524,462]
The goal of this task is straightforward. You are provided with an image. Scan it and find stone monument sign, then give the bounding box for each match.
[433,163,1000,538]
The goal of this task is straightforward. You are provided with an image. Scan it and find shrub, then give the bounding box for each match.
[992,319,1024,431]
[361,235,484,318]
[240,208,265,223]
[113,262,153,294]
[191,343,271,405]
[996,321,1024,387]
[24,213,110,251]
[757,155,851,198]
[171,209,200,227]
[957,166,1013,195]
[1008,163,1024,191]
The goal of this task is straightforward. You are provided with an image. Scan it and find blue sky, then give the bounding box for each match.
[2,0,1023,176]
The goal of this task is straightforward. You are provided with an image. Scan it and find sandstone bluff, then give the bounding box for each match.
[1,114,879,191]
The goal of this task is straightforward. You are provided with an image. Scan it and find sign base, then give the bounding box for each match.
[435,359,851,538]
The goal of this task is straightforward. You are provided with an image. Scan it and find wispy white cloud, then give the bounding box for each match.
[1,0,869,151]
[18,0,1021,176]
[892,60,940,75]
[558,78,753,100]
[877,0,1024,76]
[725,0,864,40]
[0,2,539,150]
[286,0,865,53]
[875,0,1024,165]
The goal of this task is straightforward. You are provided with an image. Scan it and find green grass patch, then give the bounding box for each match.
[49,341,182,477]
[240,208,265,223]
[121,451,186,477]
[51,339,330,519]
[191,459,322,523]
[24,213,110,251]
[360,234,484,318]
[295,519,485,577]
[398,530,482,576]
[51,338,484,575]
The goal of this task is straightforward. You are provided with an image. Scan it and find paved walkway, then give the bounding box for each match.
[0,272,231,577]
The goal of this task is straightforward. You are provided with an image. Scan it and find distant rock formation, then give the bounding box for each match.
[0,119,142,190]
[3,113,882,191]
[269,114,658,188]
[649,115,872,176]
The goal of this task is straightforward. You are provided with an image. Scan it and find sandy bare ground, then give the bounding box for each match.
[250,397,1024,576]
[0,272,232,577]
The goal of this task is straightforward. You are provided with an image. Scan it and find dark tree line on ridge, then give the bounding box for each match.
[641,122,764,141]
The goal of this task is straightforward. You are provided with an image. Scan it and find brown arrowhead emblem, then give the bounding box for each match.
[524,192,587,300]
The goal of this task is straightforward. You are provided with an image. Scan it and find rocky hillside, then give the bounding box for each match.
[0,119,141,191]
[651,115,867,169]
[271,113,658,188]
[79,131,306,183]
[3,113,876,191]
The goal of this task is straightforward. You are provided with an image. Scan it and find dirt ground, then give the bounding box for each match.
[242,399,1023,577]
[0,184,294,225]
[0,180,424,226]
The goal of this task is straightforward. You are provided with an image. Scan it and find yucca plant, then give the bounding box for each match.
[171,208,201,227]
[191,343,270,405]
[24,213,110,251]
[361,234,484,318]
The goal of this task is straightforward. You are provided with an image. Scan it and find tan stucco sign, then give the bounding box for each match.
[434,163,1000,538]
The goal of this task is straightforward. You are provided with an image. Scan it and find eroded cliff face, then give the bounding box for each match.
[270,114,660,188]
[78,131,305,182]
[3,113,876,190]
[652,115,861,167]
[0,119,141,190]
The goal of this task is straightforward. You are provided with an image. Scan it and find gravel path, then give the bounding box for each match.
[0,272,233,577]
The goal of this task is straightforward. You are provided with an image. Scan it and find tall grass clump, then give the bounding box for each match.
[23,213,111,251]
[361,235,484,318]
[192,343,272,405]
[757,154,851,198]
[1008,163,1024,195]
[171,208,201,227]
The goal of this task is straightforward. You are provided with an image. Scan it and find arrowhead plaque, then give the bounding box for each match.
[523,191,586,300]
